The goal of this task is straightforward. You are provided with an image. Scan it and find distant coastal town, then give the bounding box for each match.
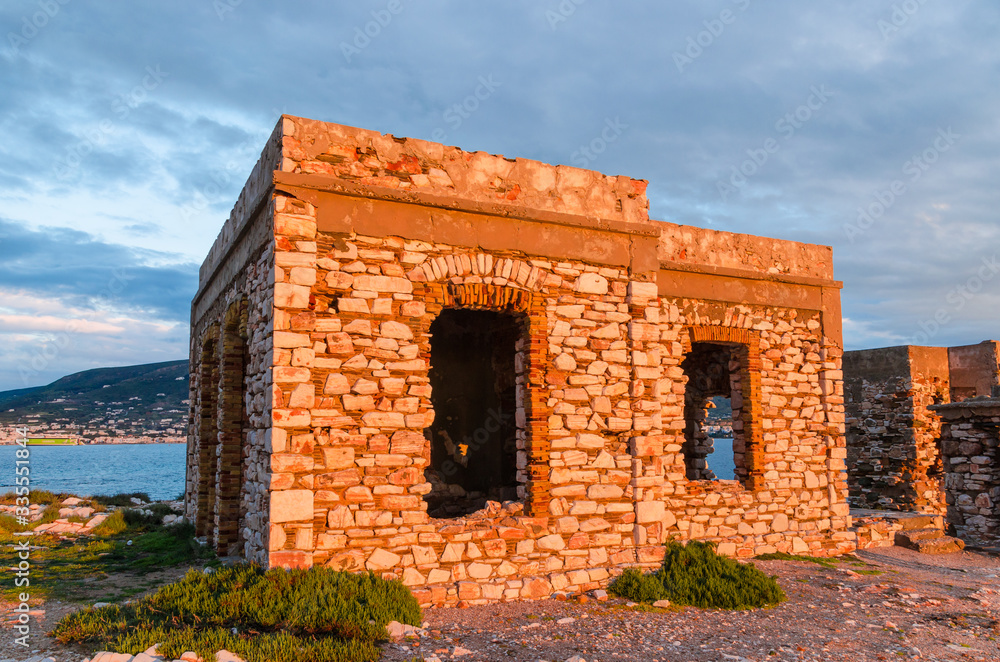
[0,426,185,445]
[0,360,190,445]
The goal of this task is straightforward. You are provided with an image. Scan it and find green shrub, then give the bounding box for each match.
[122,508,166,529]
[610,541,786,610]
[0,490,62,505]
[52,564,421,662]
[92,510,127,536]
[91,492,152,507]
[0,512,33,533]
[37,503,64,526]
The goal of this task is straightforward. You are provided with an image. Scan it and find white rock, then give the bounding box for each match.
[452,646,473,657]
[214,650,245,662]
[386,620,424,640]
[556,617,575,625]
[565,656,587,662]
[653,599,671,608]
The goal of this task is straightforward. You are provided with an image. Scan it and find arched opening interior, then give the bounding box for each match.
[196,332,218,539]
[424,308,523,518]
[214,302,247,555]
[682,341,748,484]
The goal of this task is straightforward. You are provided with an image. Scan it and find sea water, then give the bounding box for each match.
[0,443,187,501]
[710,437,736,481]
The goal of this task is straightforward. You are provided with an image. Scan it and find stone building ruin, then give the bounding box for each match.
[844,341,1000,515]
[186,115,852,606]
[929,397,1000,548]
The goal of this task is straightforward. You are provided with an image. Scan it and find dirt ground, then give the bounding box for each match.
[382,547,1000,662]
[1,547,997,662]
[0,566,194,662]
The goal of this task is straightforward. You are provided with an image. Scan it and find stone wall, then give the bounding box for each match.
[844,343,1000,517]
[844,346,949,514]
[948,342,1000,401]
[185,123,281,562]
[931,399,1000,547]
[190,114,852,605]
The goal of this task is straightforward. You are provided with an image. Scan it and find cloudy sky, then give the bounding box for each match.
[1,0,998,392]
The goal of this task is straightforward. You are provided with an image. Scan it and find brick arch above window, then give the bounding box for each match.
[683,325,762,352]
[405,253,551,292]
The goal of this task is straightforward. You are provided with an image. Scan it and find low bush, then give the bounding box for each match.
[609,541,786,610]
[91,492,152,507]
[0,490,62,505]
[91,510,128,536]
[53,564,421,662]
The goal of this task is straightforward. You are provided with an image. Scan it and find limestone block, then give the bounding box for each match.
[268,524,286,551]
[327,505,354,528]
[467,562,493,579]
[413,545,437,565]
[343,319,372,335]
[271,454,313,473]
[274,283,310,309]
[322,446,355,470]
[287,383,315,408]
[587,484,624,500]
[636,500,665,524]
[592,323,619,339]
[441,542,465,562]
[361,412,406,427]
[271,490,313,523]
[275,213,316,238]
[554,353,577,371]
[380,321,414,339]
[574,273,609,295]
[366,548,402,571]
[273,367,310,383]
[537,534,566,551]
[289,267,317,286]
[338,298,370,313]
[353,275,413,293]
[274,331,311,348]
[576,433,605,449]
[427,568,451,583]
[323,374,350,395]
[772,513,789,532]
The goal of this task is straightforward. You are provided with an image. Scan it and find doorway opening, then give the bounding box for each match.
[682,342,746,483]
[424,308,523,518]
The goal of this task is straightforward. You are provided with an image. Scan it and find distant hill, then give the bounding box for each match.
[706,395,733,422]
[0,360,190,438]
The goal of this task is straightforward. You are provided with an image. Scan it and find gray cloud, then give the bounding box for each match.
[0,218,197,321]
[0,0,998,392]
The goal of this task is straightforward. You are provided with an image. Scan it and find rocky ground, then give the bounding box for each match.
[1,545,997,662]
[381,547,1000,662]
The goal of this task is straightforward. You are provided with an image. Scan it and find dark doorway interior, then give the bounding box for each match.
[424,308,521,518]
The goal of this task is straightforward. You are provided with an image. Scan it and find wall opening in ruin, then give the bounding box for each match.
[195,329,218,539]
[424,308,523,518]
[682,342,747,483]
[213,300,247,555]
